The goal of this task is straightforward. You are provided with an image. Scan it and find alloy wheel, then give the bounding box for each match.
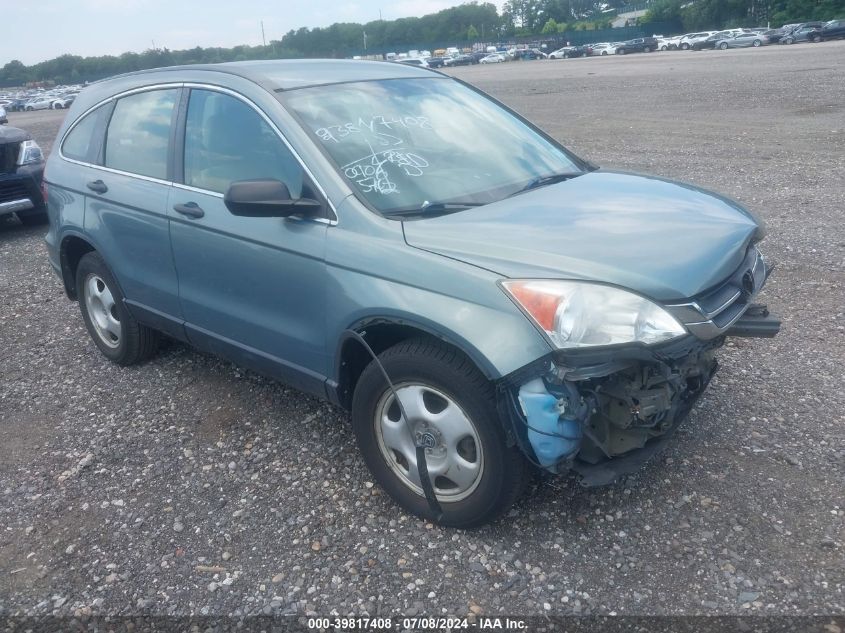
[84,274,122,349]
[374,383,484,502]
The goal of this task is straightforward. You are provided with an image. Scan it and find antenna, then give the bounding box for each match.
[261,20,266,47]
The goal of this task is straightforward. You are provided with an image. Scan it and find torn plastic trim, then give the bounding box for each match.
[497,334,723,476]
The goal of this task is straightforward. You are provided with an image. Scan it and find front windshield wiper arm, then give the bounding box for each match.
[386,201,487,218]
[509,172,584,197]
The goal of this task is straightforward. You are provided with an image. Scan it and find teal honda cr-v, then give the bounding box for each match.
[44,60,780,527]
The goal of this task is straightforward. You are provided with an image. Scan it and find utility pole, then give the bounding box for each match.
[261,21,266,47]
[363,30,368,52]
[379,8,383,20]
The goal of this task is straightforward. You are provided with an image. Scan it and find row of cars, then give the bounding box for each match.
[0,86,82,115]
[536,18,845,60]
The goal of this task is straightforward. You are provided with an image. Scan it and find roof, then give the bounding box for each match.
[103,59,439,91]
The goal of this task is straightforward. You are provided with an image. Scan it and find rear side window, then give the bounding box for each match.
[105,89,177,180]
[183,89,302,196]
[62,106,105,162]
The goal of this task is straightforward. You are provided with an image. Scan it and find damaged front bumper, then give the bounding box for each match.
[498,302,780,486]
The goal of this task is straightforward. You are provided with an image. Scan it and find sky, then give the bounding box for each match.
[2,0,503,66]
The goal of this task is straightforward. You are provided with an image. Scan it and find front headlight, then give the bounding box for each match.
[17,139,44,166]
[501,280,687,349]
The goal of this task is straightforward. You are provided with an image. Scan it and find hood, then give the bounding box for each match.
[402,171,761,301]
[0,126,31,144]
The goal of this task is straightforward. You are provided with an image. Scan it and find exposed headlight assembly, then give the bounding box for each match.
[17,139,44,166]
[502,280,687,349]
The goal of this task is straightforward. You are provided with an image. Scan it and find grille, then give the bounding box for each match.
[0,181,30,204]
[0,142,20,174]
[666,246,767,339]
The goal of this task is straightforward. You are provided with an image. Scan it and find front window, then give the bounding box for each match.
[282,78,585,215]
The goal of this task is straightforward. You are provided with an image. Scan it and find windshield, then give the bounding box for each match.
[281,77,585,215]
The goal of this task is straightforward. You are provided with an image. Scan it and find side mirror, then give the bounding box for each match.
[223,179,322,218]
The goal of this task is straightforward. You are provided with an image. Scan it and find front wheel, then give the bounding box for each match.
[76,251,159,365]
[719,42,729,49]
[351,338,529,528]
[753,39,762,47]
[602,51,608,55]
[681,43,690,50]
[811,34,821,43]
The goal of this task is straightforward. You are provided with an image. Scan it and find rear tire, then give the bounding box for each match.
[76,251,159,366]
[681,43,690,50]
[753,39,762,47]
[719,42,729,49]
[351,338,529,528]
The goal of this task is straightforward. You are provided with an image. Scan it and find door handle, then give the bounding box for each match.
[173,202,205,219]
[86,179,108,194]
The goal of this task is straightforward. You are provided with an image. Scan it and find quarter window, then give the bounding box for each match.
[105,89,177,180]
[62,106,106,163]
[183,89,302,196]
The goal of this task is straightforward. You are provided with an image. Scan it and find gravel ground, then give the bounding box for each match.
[1,42,844,620]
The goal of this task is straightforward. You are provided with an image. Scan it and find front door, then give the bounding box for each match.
[168,87,330,395]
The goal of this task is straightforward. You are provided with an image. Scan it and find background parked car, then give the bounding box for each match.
[24,98,53,111]
[715,32,770,48]
[51,94,78,109]
[479,53,505,63]
[656,36,683,50]
[615,37,658,54]
[589,42,622,55]
[781,25,823,43]
[548,45,591,58]
[819,19,845,40]
[691,31,733,50]
[0,105,6,125]
[679,31,717,49]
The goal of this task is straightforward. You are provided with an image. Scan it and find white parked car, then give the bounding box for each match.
[24,97,54,111]
[0,104,7,125]
[678,31,718,49]
[479,53,505,64]
[656,36,683,50]
[589,42,621,55]
[51,94,78,109]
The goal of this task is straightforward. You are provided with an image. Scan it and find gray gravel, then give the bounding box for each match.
[1,42,844,618]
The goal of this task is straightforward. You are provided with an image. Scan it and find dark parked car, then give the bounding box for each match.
[44,60,779,527]
[427,56,448,68]
[781,22,825,43]
[691,32,732,50]
[615,37,659,54]
[820,19,845,39]
[0,124,47,225]
[549,45,591,58]
[762,28,788,43]
[449,54,473,66]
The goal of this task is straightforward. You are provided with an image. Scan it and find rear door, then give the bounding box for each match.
[83,87,183,334]
[168,86,330,395]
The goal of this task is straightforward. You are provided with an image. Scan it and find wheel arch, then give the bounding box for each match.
[59,232,99,300]
[332,316,500,411]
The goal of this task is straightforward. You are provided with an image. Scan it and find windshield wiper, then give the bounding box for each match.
[386,201,486,218]
[509,172,583,197]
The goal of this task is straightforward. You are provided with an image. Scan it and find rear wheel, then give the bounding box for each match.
[719,42,729,49]
[753,39,762,47]
[76,252,159,365]
[351,338,529,528]
[681,43,690,50]
[811,34,821,43]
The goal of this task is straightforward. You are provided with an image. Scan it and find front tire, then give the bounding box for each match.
[681,43,690,50]
[76,252,159,365]
[753,39,762,47]
[719,42,729,49]
[351,338,528,528]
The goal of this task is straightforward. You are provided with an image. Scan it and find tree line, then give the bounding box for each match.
[2,0,842,87]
